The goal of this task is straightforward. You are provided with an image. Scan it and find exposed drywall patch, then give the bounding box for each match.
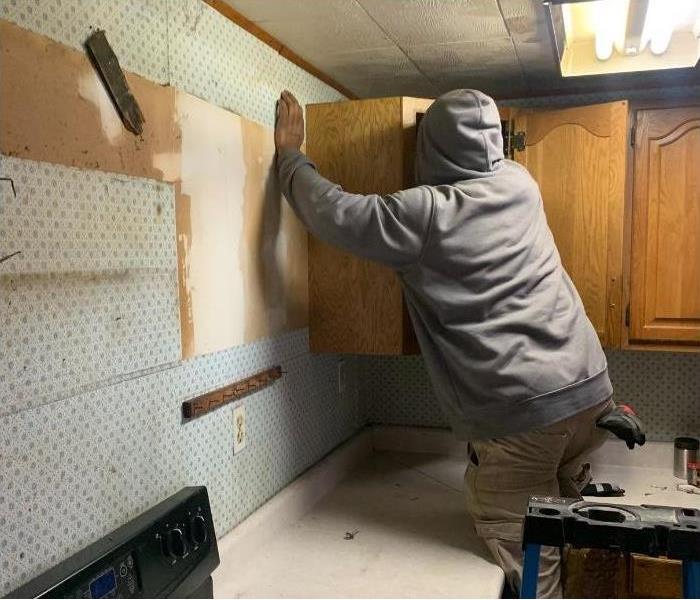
[0,19,177,182]
[1,20,311,360]
[0,155,180,415]
[176,92,247,356]
[175,185,196,360]
[239,119,308,343]
[77,71,127,146]
[175,94,309,357]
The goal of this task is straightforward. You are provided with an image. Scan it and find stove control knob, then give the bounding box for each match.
[163,528,187,559]
[189,515,208,546]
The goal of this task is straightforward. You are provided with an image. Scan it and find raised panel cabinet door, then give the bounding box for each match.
[630,105,700,345]
[513,101,628,348]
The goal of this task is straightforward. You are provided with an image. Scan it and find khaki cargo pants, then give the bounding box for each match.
[464,399,614,598]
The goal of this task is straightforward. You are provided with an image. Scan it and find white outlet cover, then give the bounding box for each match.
[233,403,247,454]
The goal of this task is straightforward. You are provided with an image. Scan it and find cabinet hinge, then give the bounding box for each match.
[512,131,526,152]
[629,124,636,147]
[625,304,630,327]
[501,120,526,159]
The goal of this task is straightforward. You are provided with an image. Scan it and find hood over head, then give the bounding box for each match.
[416,89,504,186]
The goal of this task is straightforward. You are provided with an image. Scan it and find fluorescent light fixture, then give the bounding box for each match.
[544,0,700,77]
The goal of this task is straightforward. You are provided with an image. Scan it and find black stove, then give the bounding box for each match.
[7,487,219,599]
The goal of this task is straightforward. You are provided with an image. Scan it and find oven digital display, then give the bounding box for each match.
[89,567,116,598]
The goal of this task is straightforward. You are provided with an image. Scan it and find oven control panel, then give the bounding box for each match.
[8,487,220,599]
[72,552,138,599]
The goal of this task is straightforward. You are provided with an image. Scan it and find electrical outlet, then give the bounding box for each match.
[233,403,246,454]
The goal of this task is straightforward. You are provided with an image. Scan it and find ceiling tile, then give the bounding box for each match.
[260,18,393,58]
[223,0,358,23]
[343,74,440,98]
[405,38,520,78]
[357,0,508,45]
[434,73,528,99]
[313,46,424,82]
[497,0,548,43]
[223,0,393,55]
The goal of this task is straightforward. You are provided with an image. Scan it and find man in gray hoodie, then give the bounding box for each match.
[275,89,615,597]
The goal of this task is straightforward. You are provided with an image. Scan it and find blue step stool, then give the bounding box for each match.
[520,497,700,598]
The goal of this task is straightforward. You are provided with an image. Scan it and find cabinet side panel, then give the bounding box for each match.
[306,99,405,354]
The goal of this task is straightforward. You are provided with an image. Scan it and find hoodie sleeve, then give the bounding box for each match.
[276,148,434,270]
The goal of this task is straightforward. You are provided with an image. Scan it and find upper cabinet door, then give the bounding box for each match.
[630,106,700,345]
[513,101,629,348]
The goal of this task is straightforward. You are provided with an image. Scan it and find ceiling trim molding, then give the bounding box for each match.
[204,0,357,99]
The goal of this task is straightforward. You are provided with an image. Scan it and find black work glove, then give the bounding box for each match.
[596,404,646,449]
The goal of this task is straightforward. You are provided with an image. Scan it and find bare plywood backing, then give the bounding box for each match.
[0,19,177,181]
[306,98,405,354]
[513,101,628,348]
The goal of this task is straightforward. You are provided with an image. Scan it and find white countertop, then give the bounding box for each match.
[215,451,504,598]
[214,437,698,598]
[585,440,700,509]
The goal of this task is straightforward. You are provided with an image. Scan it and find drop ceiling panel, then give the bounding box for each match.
[225,0,365,23]
[340,74,440,99]
[406,38,520,77]
[313,46,426,82]
[434,72,527,97]
[226,0,393,54]
[357,0,509,45]
[498,0,546,43]
[222,0,656,99]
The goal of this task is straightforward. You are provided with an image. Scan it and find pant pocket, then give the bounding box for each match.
[473,518,523,543]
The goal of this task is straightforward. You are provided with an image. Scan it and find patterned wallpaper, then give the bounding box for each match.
[0,156,180,416]
[0,0,350,594]
[1,1,699,594]
[360,350,700,442]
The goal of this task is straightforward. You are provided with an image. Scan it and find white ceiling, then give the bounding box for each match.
[223,0,559,98]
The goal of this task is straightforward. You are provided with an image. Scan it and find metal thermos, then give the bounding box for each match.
[674,437,699,479]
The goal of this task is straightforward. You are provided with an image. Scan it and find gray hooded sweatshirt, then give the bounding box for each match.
[277,89,612,440]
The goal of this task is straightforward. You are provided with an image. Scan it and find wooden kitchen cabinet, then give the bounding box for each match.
[564,550,682,598]
[629,554,682,598]
[305,97,432,354]
[306,97,699,355]
[628,104,700,347]
[512,101,629,348]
